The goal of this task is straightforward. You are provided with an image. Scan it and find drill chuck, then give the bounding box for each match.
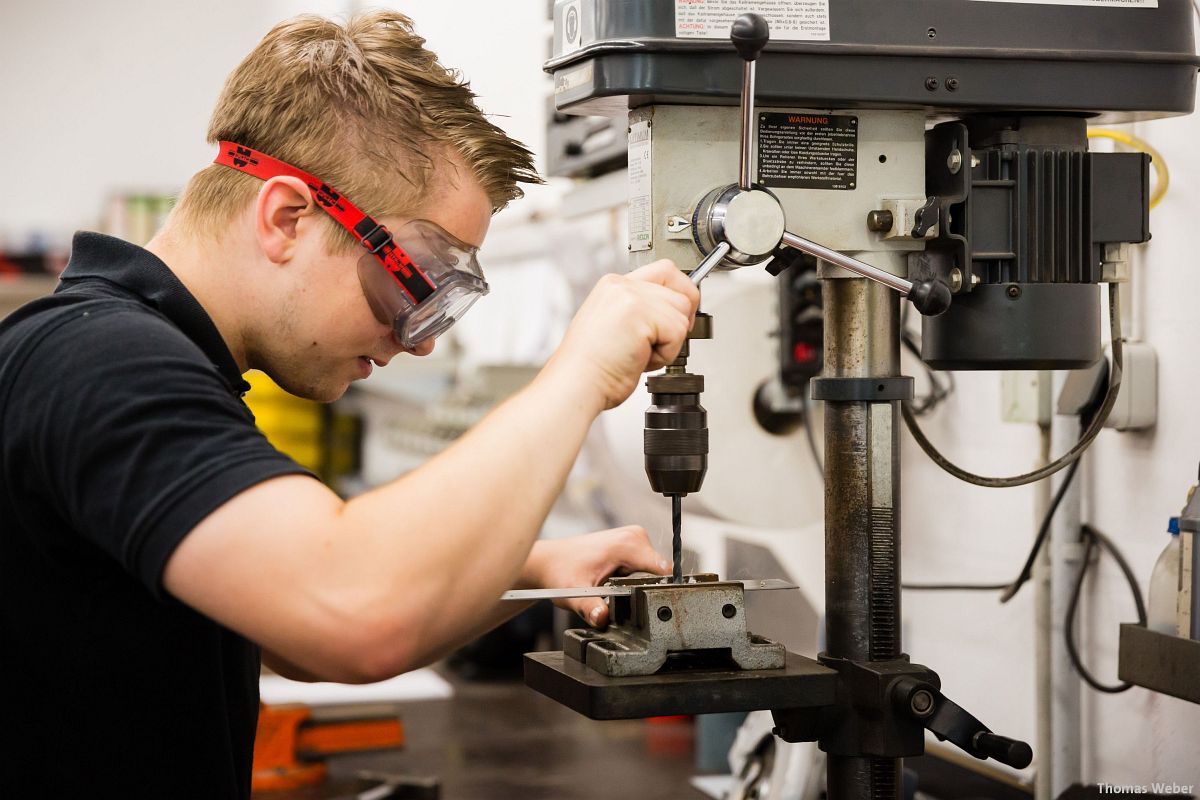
[644,372,708,496]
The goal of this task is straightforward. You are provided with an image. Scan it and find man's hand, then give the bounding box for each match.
[543,260,701,411]
[521,526,669,628]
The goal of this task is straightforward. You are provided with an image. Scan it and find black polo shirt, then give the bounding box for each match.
[0,232,313,798]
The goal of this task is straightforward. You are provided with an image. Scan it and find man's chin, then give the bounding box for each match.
[270,374,349,404]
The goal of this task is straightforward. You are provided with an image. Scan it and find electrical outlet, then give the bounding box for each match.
[1104,340,1157,431]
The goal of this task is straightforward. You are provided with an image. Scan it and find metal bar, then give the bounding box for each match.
[500,578,797,602]
[690,240,732,286]
[739,59,756,190]
[782,231,913,295]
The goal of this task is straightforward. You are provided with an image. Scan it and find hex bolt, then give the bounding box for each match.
[866,209,894,233]
[657,606,673,622]
[722,603,737,619]
[949,268,963,292]
[924,77,939,92]
[947,149,963,175]
[910,689,936,717]
[1007,284,1022,299]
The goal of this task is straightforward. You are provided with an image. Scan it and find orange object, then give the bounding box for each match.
[252,703,405,792]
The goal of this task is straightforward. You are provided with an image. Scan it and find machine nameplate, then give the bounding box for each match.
[628,119,653,251]
[758,112,858,191]
[675,0,830,41]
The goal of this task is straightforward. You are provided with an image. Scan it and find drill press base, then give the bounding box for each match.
[524,650,836,720]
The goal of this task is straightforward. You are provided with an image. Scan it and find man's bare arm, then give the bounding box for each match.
[163,262,700,684]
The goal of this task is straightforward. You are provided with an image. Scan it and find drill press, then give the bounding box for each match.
[527,3,1195,798]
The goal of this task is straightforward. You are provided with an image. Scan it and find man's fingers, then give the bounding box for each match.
[628,260,701,311]
[568,598,609,628]
[615,525,671,576]
[644,307,693,371]
[638,280,697,320]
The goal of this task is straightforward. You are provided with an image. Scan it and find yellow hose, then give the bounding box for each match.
[1087,128,1169,209]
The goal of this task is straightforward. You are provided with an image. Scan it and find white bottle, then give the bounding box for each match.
[1148,517,1182,635]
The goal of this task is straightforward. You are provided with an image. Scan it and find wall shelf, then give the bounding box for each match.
[1118,623,1200,704]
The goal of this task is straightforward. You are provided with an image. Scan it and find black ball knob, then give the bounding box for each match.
[908,279,952,317]
[731,13,769,62]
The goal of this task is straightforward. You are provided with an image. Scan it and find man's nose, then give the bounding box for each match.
[391,331,436,357]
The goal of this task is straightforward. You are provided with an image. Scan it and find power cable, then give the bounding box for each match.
[902,282,1124,488]
[901,440,1082,596]
[1064,524,1147,693]
[999,456,1082,603]
[902,581,1010,591]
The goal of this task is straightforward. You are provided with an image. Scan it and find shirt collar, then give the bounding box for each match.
[58,232,250,395]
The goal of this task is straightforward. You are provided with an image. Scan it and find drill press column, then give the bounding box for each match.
[820,275,904,799]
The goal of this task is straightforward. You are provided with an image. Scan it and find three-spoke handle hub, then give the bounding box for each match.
[685,14,952,318]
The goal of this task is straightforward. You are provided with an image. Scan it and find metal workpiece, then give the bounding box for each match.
[500,578,797,603]
[563,577,785,677]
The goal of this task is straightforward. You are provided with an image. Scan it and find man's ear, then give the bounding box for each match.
[254,176,315,265]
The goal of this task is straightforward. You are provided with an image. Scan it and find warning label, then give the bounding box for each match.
[757,113,858,191]
[971,0,1156,7]
[675,0,830,42]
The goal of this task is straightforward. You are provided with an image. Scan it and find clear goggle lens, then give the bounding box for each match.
[356,220,488,349]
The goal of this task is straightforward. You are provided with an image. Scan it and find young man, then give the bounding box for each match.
[0,12,699,798]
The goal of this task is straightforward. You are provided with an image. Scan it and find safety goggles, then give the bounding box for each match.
[214,142,488,348]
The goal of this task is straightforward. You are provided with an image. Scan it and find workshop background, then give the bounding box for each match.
[2,1,1198,799]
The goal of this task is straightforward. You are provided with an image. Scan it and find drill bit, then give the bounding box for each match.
[671,494,683,583]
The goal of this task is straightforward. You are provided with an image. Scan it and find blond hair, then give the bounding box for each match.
[174,11,541,250]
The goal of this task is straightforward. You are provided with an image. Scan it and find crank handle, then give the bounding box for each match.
[780,230,951,316]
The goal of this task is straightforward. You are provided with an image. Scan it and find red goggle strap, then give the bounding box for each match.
[214,142,435,304]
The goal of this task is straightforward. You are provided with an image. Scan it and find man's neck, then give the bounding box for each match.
[144,225,251,373]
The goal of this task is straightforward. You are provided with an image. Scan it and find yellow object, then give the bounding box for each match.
[244,370,325,472]
[1087,128,1169,209]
